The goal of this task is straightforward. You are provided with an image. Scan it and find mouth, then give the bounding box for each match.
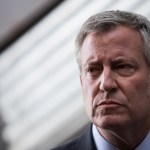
[97,100,123,108]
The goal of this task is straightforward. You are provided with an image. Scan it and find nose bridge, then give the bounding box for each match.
[99,66,116,92]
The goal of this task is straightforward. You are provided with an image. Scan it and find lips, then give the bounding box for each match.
[96,100,123,107]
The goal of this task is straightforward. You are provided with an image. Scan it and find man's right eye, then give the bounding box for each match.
[87,67,97,73]
[86,67,102,75]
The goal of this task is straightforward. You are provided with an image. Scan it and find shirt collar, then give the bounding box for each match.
[92,124,150,150]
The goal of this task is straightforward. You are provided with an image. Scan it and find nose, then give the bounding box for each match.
[99,67,117,94]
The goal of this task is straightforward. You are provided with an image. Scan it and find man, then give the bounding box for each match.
[52,10,150,150]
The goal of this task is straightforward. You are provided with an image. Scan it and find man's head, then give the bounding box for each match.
[76,10,150,134]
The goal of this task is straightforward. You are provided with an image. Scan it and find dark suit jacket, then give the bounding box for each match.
[51,124,97,150]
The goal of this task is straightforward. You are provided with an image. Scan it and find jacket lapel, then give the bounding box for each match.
[75,123,97,150]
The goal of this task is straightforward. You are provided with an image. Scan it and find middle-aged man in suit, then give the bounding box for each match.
[52,10,150,150]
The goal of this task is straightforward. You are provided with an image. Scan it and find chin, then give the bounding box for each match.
[93,115,128,130]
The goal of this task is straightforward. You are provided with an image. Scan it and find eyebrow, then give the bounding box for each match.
[111,57,132,62]
[111,58,126,64]
[82,62,102,72]
[111,57,138,66]
[85,55,101,63]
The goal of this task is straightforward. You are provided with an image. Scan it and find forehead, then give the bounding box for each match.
[80,25,144,64]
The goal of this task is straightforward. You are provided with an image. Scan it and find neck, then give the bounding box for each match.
[97,125,150,150]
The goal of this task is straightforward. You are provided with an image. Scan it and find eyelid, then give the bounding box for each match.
[112,58,137,65]
[113,63,136,76]
[116,63,133,68]
[86,66,101,71]
[85,65,103,76]
[113,62,134,69]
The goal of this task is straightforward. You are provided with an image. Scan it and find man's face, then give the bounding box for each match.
[80,26,150,131]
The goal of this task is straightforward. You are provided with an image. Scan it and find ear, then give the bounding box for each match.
[80,74,83,86]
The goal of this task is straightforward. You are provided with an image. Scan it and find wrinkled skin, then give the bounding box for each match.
[80,26,150,149]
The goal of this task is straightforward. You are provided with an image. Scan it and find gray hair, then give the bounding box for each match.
[75,10,150,70]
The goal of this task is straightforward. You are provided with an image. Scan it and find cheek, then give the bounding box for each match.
[120,73,148,98]
[81,78,99,118]
[82,84,93,116]
[132,78,148,98]
[121,76,150,114]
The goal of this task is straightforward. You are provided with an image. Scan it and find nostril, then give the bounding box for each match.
[99,81,117,93]
[101,88,117,98]
[100,87,116,93]
[110,88,117,93]
[99,77,118,96]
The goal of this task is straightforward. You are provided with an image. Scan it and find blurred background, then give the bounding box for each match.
[0,0,150,150]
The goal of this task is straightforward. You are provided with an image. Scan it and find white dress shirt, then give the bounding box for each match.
[92,124,150,150]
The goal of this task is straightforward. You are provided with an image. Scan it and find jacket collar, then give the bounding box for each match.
[75,123,97,150]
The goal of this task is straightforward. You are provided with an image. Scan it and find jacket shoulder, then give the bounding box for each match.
[51,124,96,150]
[51,137,79,150]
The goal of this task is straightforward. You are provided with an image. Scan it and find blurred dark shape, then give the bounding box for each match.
[0,0,64,53]
[0,114,8,150]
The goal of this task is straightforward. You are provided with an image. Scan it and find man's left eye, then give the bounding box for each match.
[118,64,131,69]
[115,64,135,76]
